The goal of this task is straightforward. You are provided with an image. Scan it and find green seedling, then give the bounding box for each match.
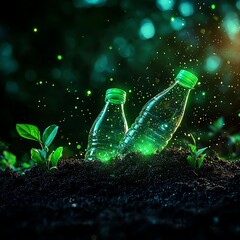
[0,150,17,171]
[16,124,63,170]
[0,150,31,172]
[187,134,208,169]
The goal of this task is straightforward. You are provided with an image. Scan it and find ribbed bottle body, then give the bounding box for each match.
[85,102,128,162]
[119,82,190,156]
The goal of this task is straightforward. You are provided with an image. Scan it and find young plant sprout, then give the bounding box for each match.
[0,150,31,172]
[0,151,17,171]
[16,124,63,170]
[187,134,208,169]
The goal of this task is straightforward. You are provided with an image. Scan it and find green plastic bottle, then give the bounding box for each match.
[119,70,198,157]
[85,88,128,162]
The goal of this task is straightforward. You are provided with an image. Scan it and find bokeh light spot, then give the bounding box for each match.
[156,0,175,11]
[179,2,194,17]
[86,90,92,96]
[139,19,155,40]
[236,1,240,10]
[77,144,81,149]
[33,27,38,32]
[211,4,216,10]
[74,0,106,7]
[205,55,221,72]
[94,54,108,72]
[222,12,240,40]
[57,55,62,60]
[170,17,186,31]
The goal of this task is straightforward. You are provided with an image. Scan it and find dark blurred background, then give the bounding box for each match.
[0,0,239,160]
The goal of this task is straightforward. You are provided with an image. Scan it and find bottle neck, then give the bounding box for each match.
[104,101,125,112]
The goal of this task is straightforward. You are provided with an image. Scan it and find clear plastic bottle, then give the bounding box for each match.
[119,70,198,157]
[85,88,128,162]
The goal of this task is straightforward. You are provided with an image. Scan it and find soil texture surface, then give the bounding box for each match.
[1,148,240,239]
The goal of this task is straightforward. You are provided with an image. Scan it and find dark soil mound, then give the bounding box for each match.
[1,148,240,239]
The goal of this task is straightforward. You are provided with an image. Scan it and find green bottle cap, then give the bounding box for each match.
[175,70,198,89]
[105,88,126,104]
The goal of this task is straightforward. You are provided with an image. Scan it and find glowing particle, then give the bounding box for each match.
[238,113,240,117]
[86,90,92,96]
[171,17,175,22]
[129,89,132,93]
[211,4,216,10]
[179,2,194,17]
[110,77,113,81]
[33,27,38,32]
[139,19,155,40]
[57,55,62,60]
[109,46,113,50]
[68,142,71,146]
[77,144,81,149]
[202,92,206,96]
[39,81,43,84]
[74,106,78,109]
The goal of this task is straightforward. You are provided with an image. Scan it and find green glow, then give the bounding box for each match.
[171,17,175,22]
[96,150,117,162]
[202,92,206,96]
[238,113,240,117]
[170,17,185,31]
[139,19,155,40]
[110,77,113,81]
[179,2,194,17]
[33,28,38,32]
[57,55,62,60]
[156,0,175,11]
[109,46,113,50]
[77,144,81,149]
[205,55,221,72]
[134,141,156,156]
[86,90,92,96]
[211,4,216,10]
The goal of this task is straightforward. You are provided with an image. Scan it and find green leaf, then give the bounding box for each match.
[196,147,208,157]
[189,144,197,153]
[187,155,196,168]
[190,133,196,146]
[21,162,31,169]
[198,154,206,169]
[3,151,16,166]
[50,166,58,171]
[16,124,41,142]
[39,150,47,160]
[51,146,63,168]
[1,159,9,167]
[30,148,43,164]
[42,125,59,148]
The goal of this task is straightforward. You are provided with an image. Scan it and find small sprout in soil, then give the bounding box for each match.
[187,134,208,169]
[0,150,31,172]
[16,124,63,170]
